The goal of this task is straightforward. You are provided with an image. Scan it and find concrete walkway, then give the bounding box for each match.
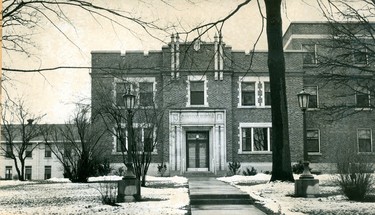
[188,177,266,215]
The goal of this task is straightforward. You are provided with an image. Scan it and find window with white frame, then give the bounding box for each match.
[5,166,12,180]
[307,129,320,153]
[139,82,154,107]
[302,44,317,65]
[240,123,272,153]
[358,128,372,153]
[355,88,370,108]
[239,77,270,107]
[115,125,156,153]
[115,77,156,108]
[25,166,32,180]
[187,75,207,106]
[304,86,318,109]
[44,166,52,180]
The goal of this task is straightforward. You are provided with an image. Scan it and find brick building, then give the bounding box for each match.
[91,21,374,176]
[1,22,374,180]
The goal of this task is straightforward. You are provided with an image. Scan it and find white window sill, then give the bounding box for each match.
[308,152,322,156]
[357,152,375,155]
[237,106,271,109]
[355,108,372,111]
[112,151,158,155]
[238,151,272,155]
[307,108,320,111]
[303,64,318,68]
[187,104,209,108]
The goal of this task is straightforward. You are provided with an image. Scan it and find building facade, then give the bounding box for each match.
[1,22,374,180]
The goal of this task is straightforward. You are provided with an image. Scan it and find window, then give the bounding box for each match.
[5,166,12,180]
[44,166,52,180]
[45,145,52,158]
[64,145,72,158]
[241,82,255,106]
[5,144,12,158]
[353,47,368,65]
[240,123,272,153]
[302,44,317,65]
[25,166,32,180]
[190,81,205,105]
[356,89,370,108]
[115,126,155,153]
[115,82,133,106]
[305,86,318,109]
[358,129,372,153]
[26,144,32,158]
[264,82,271,106]
[307,129,320,153]
[139,82,154,107]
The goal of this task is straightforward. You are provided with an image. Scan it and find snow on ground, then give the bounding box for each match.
[218,173,375,215]
[0,176,189,215]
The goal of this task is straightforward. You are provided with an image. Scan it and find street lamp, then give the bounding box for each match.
[117,88,140,202]
[295,89,319,198]
[297,89,313,178]
[123,89,136,179]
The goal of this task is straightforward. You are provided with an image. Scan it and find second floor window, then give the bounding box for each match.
[26,144,32,158]
[302,44,317,65]
[264,82,271,106]
[356,89,370,108]
[305,86,318,109]
[115,82,132,106]
[241,82,255,106]
[5,144,12,158]
[45,145,52,158]
[139,82,154,107]
[190,81,205,105]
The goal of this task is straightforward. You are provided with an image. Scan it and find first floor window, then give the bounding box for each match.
[44,166,52,180]
[5,166,12,180]
[358,129,372,152]
[241,126,272,152]
[25,166,32,180]
[115,126,155,153]
[307,129,320,153]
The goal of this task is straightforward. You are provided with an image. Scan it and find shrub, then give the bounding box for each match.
[228,162,241,175]
[292,161,311,174]
[157,163,167,177]
[243,167,257,176]
[334,162,374,201]
[97,182,118,206]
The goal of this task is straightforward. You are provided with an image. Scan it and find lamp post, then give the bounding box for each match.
[295,89,319,197]
[117,88,140,202]
[297,89,314,179]
[123,89,136,179]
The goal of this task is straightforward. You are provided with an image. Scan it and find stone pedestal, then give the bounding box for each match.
[295,178,319,197]
[117,178,140,202]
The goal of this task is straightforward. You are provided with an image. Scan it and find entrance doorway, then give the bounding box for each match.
[186,131,209,171]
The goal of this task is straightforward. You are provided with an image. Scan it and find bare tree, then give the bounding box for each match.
[93,80,169,187]
[41,104,110,182]
[0,100,44,180]
[313,0,375,121]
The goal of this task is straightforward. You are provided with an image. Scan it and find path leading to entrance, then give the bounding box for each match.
[188,177,266,215]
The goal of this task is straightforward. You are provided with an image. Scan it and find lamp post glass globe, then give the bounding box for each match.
[297,89,310,111]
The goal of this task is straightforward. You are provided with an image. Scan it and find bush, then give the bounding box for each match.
[97,182,118,206]
[228,162,241,175]
[334,162,374,201]
[292,161,311,174]
[157,163,167,177]
[243,167,257,176]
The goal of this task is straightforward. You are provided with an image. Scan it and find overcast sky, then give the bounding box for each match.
[2,0,327,123]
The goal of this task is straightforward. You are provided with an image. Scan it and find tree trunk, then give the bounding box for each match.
[13,157,22,181]
[264,0,294,182]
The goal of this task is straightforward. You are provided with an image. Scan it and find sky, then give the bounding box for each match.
[2,0,328,123]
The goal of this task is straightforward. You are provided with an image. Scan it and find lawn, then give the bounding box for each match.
[0,176,189,215]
